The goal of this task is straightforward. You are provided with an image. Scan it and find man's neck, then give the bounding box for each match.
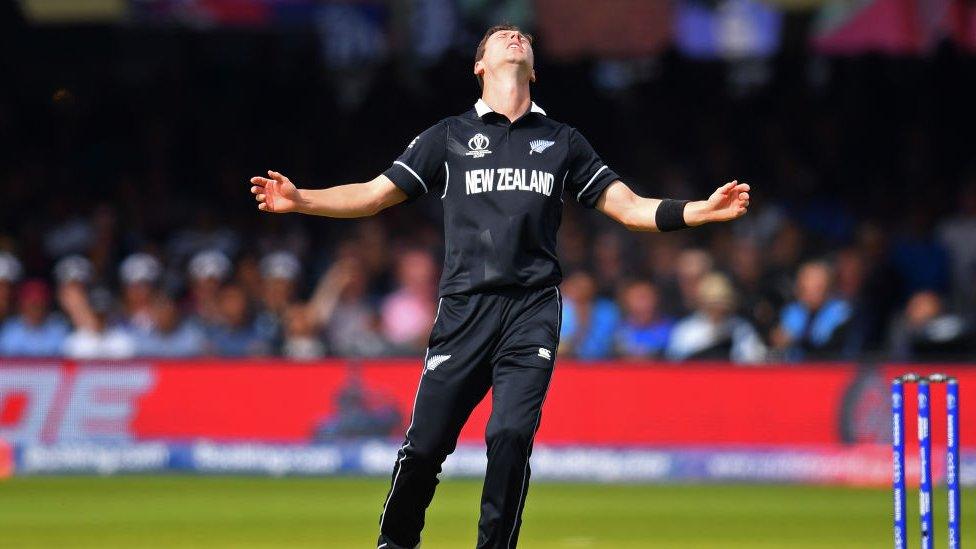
[480,75,531,122]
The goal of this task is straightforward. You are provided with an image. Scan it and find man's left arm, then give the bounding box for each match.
[595,179,751,232]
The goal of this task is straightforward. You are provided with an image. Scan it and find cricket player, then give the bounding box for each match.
[249,24,750,549]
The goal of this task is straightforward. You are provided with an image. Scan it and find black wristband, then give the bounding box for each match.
[655,199,690,232]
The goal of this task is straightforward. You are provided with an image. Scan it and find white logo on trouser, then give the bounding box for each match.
[538,348,551,360]
[426,354,451,371]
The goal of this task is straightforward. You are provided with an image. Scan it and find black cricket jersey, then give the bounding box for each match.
[383,99,620,297]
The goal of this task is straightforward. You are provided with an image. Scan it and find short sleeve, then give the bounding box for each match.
[565,129,620,208]
[383,121,447,201]
[780,303,807,339]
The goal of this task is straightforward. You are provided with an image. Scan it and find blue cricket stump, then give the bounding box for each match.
[947,378,961,549]
[918,379,934,549]
[893,373,960,549]
[892,377,907,549]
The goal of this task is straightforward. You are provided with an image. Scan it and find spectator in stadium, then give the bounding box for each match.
[728,237,779,342]
[133,293,206,357]
[61,287,136,359]
[937,178,976,311]
[185,249,232,328]
[281,303,325,359]
[308,252,389,357]
[674,248,713,316]
[0,252,23,324]
[380,249,437,353]
[638,237,683,315]
[255,251,302,354]
[208,284,268,357]
[851,222,901,349]
[556,212,589,274]
[118,253,163,333]
[559,271,620,359]
[592,231,626,295]
[891,209,951,297]
[761,222,805,313]
[614,280,673,359]
[351,219,395,295]
[888,290,973,361]
[0,280,69,357]
[833,247,870,355]
[233,253,265,303]
[772,260,852,361]
[666,272,766,363]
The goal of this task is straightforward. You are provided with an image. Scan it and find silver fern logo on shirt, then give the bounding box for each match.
[466,133,492,158]
[529,139,555,155]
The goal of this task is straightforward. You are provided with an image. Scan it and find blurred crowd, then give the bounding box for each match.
[2,22,975,363]
[0,178,974,363]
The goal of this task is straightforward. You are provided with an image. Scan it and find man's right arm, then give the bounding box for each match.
[250,121,445,218]
[250,170,406,218]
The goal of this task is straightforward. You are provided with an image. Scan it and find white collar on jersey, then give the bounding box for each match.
[474,98,547,118]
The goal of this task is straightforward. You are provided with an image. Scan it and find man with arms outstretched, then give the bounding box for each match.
[249,24,750,549]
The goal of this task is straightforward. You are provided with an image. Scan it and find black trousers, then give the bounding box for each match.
[377,286,562,549]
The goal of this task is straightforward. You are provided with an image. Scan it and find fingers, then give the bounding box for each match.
[730,181,751,214]
[720,180,750,194]
[726,181,750,193]
[268,170,288,183]
[248,172,284,212]
[254,191,270,213]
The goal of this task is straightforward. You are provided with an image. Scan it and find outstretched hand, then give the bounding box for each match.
[250,170,302,213]
[701,181,750,223]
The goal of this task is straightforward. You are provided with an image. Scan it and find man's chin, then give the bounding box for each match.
[503,56,532,71]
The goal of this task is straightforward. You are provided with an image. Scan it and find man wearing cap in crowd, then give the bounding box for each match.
[666,272,766,363]
[0,279,69,357]
[133,293,207,358]
[210,284,268,357]
[119,253,163,333]
[186,249,232,329]
[255,251,301,353]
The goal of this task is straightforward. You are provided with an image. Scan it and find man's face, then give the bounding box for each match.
[152,298,180,333]
[124,282,155,309]
[475,30,535,84]
[262,277,294,311]
[797,264,830,309]
[20,298,48,326]
[623,283,658,324]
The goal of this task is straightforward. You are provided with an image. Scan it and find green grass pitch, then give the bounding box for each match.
[0,476,970,548]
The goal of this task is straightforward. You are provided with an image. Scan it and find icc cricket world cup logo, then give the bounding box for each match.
[466,133,492,158]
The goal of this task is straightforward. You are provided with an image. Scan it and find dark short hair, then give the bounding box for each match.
[474,24,533,90]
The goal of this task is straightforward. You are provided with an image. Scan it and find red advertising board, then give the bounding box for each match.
[136,362,857,444]
[0,359,973,448]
